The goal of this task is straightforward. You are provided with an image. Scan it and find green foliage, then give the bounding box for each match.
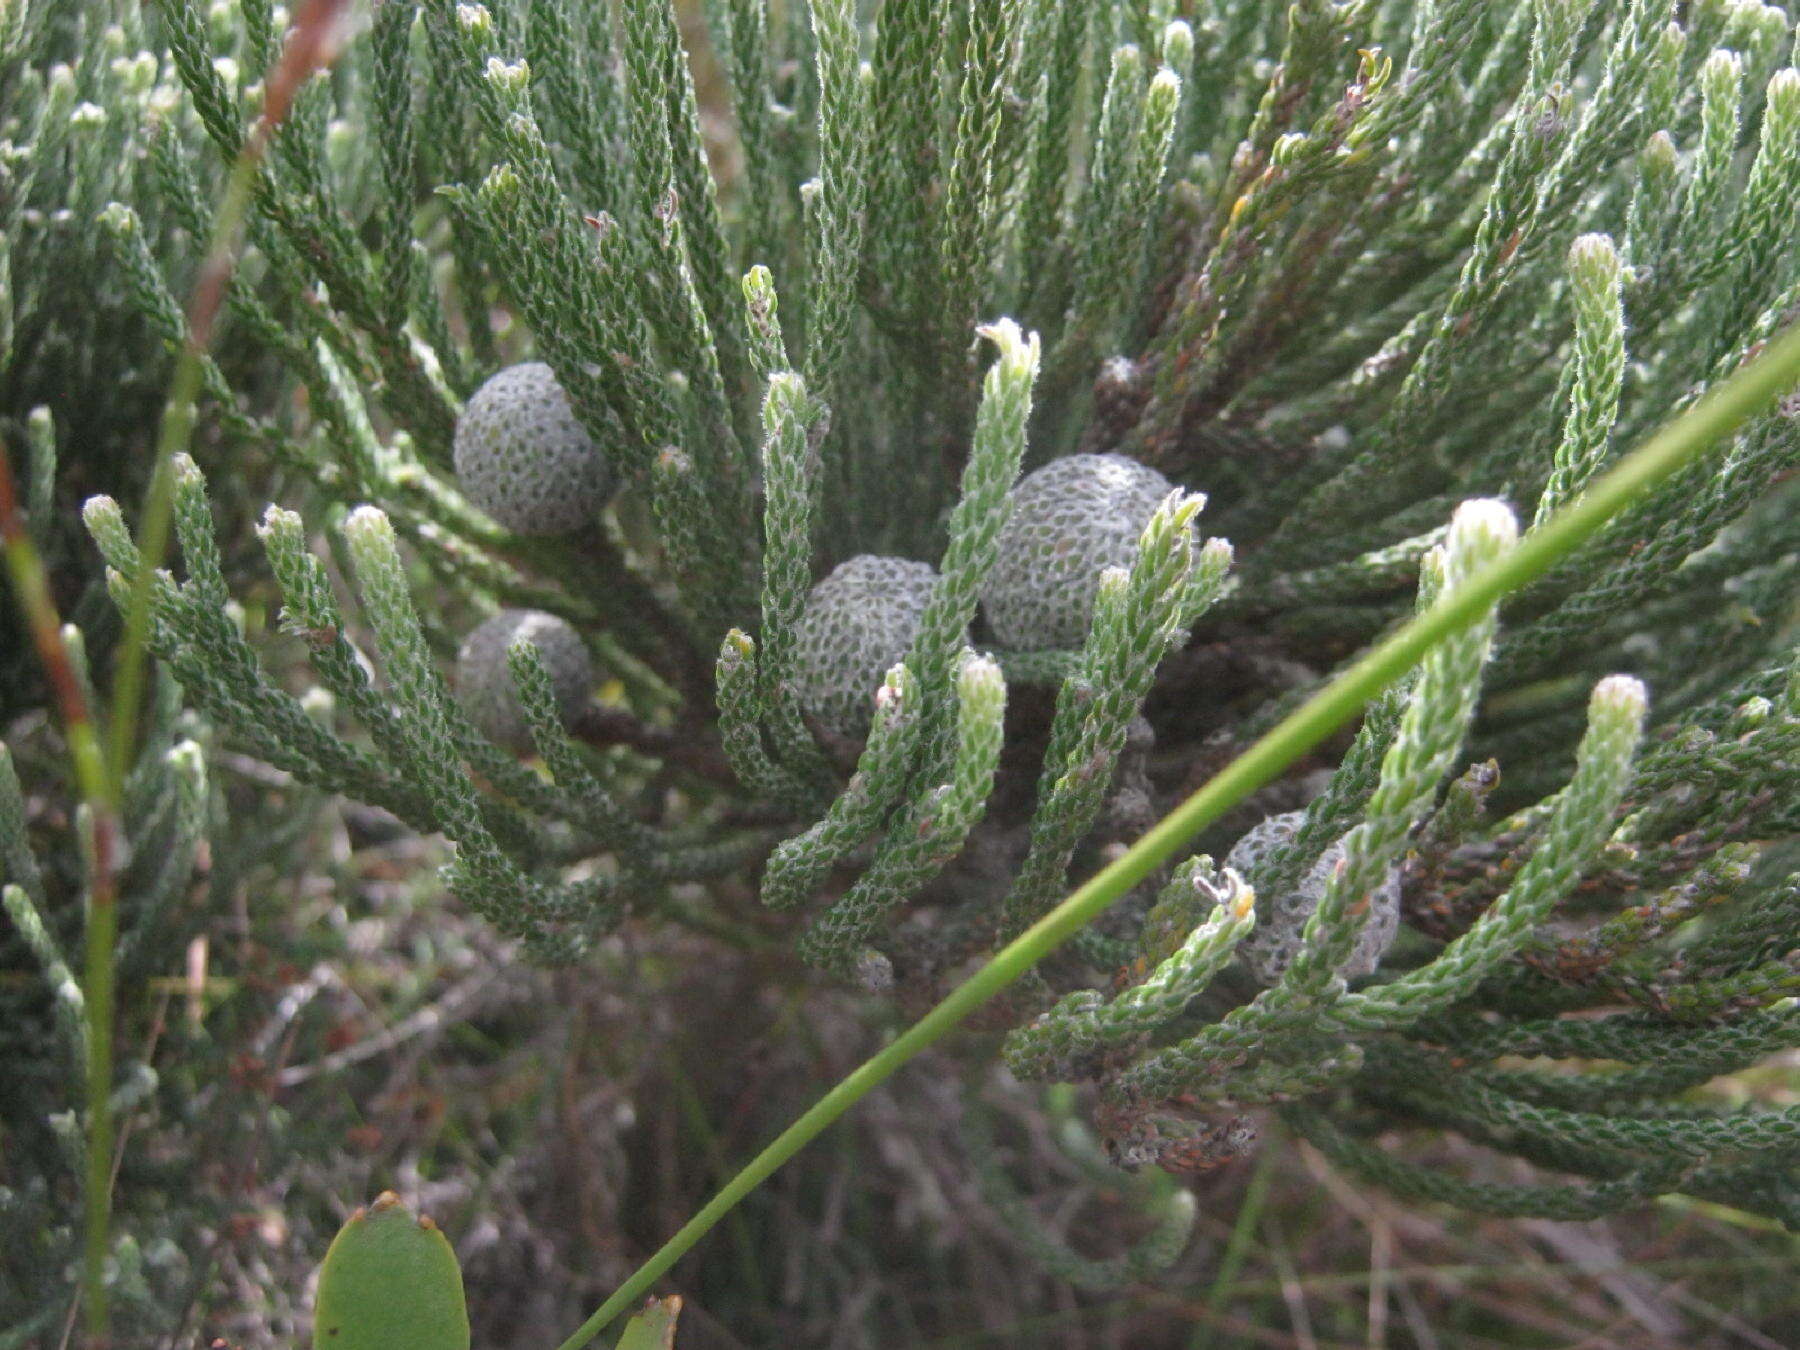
[0,0,273,722]
[313,1194,470,1350]
[4,0,1798,1325]
[613,1295,681,1350]
[964,1090,1199,1292]
[0,623,326,1336]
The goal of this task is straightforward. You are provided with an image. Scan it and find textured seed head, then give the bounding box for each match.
[1224,811,1400,986]
[792,555,937,738]
[981,453,1182,650]
[455,608,593,750]
[453,362,613,535]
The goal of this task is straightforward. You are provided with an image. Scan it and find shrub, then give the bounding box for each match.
[7,0,1800,1340]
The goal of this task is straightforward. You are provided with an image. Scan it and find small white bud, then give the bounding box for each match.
[484,57,529,100]
[1161,21,1194,72]
[1591,673,1649,720]
[1766,66,1800,110]
[112,52,159,96]
[1568,232,1619,275]
[1448,498,1520,554]
[976,317,1040,387]
[340,504,393,552]
[956,651,1004,702]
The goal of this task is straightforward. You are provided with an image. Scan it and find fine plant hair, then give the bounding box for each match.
[12,0,1800,1316]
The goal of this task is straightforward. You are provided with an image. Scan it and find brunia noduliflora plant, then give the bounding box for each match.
[8,0,1799,1307]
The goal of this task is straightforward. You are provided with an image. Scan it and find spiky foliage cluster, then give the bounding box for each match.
[0,655,215,1346]
[0,0,262,719]
[0,0,190,448]
[37,0,1800,1271]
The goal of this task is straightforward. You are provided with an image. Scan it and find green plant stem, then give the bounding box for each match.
[114,0,352,786]
[552,317,1800,1349]
[74,7,348,1337]
[0,446,119,1345]
[108,124,259,790]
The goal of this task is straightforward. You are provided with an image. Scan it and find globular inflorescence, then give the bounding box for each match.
[452,363,614,535]
[982,454,1185,650]
[455,609,594,751]
[1225,811,1400,985]
[790,555,938,738]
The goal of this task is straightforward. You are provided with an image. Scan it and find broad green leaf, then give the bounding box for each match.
[312,1192,470,1350]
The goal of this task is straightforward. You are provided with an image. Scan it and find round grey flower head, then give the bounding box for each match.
[792,555,937,738]
[453,362,613,535]
[456,608,593,750]
[1225,810,1400,986]
[981,452,1180,650]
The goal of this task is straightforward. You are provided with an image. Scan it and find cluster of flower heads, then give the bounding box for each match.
[444,379,1396,990]
[790,453,1184,735]
[450,364,612,737]
[445,362,1189,750]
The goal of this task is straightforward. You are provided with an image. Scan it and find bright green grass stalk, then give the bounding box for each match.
[548,307,1800,1350]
